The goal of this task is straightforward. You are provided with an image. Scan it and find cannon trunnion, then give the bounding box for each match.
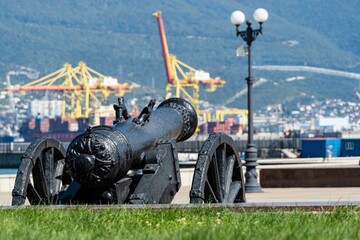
[12,98,245,205]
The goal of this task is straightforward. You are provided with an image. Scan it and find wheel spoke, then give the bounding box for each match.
[205,178,219,203]
[208,155,223,201]
[53,159,65,196]
[33,155,50,199]
[227,181,242,203]
[224,155,236,201]
[27,182,45,204]
[216,143,226,197]
[43,147,55,195]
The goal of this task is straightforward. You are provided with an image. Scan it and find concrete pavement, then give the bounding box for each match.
[2,187,360,206]
[172,186,360,204]
[2,157,360,206]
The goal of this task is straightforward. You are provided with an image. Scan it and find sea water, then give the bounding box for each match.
[0,169,17,175]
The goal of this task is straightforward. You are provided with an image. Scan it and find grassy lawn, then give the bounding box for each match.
[1,206,360,240]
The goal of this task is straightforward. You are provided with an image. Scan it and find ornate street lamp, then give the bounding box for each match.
[230,8,269,193]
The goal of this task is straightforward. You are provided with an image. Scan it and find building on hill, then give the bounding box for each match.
[315,117,350,132]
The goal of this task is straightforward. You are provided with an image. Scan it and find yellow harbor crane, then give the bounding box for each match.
[215,108,248,126]
[153,11,249,132]
[153,11,225,114]
[199,108,248,126]
[6,62,132,119]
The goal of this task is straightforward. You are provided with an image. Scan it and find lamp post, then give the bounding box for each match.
[230,8,269,193]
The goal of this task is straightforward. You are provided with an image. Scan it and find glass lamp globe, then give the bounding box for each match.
[253,8,268,23]
[230,11,245,25]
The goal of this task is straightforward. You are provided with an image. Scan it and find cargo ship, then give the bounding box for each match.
[17,110,245,143]
[18,103,117,143]
[18,115,116,143]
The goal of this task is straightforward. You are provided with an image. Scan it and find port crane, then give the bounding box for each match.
[6,62,132,119]
[215,108,248,126]
[153,11,225,114]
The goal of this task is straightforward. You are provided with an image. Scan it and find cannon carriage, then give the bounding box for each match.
[12,98,245,205]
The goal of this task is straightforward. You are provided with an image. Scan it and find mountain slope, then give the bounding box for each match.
[0,1,359,109]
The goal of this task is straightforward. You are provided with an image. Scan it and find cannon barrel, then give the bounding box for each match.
[65,98,197,189]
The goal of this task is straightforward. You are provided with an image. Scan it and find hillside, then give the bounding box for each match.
[0,0,359,109]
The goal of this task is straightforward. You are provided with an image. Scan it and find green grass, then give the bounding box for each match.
[1,207,360,240]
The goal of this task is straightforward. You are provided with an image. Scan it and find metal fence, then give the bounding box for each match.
[0,142,70,153]
[177,138,301,153]
[0,139,301,154]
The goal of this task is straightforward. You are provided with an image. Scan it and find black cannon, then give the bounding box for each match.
[12,98,245,205]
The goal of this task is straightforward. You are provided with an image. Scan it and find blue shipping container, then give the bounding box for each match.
[341,139,360,156]
[301,138,341,158]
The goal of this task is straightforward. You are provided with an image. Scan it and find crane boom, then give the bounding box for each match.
[153,11,173,84]
[153,10,226,116]
[5,62,132,119]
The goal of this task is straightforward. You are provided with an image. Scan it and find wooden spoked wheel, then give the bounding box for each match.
[12,137,71,205]
[190,133,245,203]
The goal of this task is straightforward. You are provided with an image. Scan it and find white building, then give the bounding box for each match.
[28,100,62,118]
[315,117,350,132]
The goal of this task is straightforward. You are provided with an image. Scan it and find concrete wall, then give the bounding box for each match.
[260,167,360,187]
[0,174,16,192]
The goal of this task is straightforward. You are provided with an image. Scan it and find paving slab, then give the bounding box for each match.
[172,186,360,204]
[3,187,360,207]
